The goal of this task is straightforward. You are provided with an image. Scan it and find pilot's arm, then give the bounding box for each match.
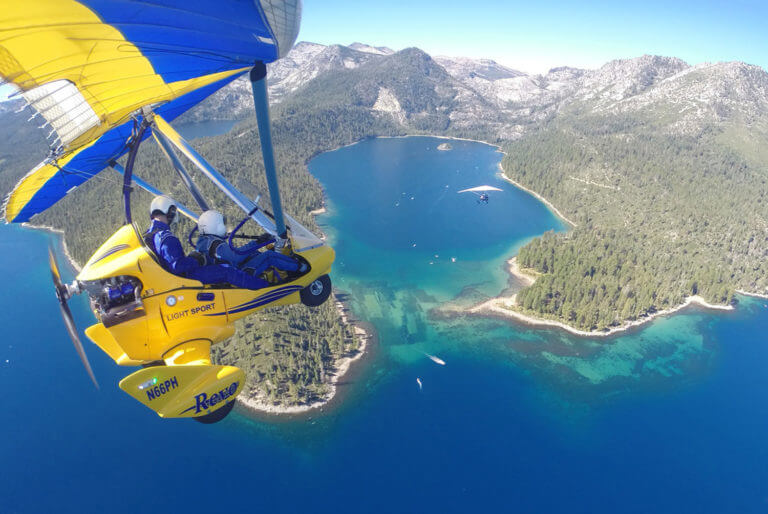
[214,238,274,267]
[212,240,256,267]
[156,231,200,275]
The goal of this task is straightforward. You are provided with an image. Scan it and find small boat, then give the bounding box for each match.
[424,353,446,366]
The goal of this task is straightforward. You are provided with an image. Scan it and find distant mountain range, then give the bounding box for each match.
[182,41,768,143]
[4,41,766,154]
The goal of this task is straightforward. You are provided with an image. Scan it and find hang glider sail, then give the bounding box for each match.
[457,186,503,194]
[2,0,302,223]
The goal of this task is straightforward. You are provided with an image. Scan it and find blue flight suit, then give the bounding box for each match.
[196,233,300,275]
[144,220,269,289]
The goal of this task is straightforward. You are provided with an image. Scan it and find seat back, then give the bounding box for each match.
[133,222,162,266]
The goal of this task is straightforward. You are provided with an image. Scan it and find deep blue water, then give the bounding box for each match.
[2,136,768,513]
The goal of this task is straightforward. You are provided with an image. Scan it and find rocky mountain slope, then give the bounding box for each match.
[180,43,768,144]
[5,41,767,148]
[181,42,387,122]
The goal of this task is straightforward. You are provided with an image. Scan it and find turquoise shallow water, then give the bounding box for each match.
[3,136,768,513]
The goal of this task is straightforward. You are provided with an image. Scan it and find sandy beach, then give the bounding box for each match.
[507,256,536,287]
[322,132,503,157]
[468,293,733,338]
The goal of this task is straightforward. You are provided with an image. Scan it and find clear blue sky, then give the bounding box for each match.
[301,0,768,73]
[1,0,763,101]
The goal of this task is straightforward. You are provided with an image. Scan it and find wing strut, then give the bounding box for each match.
[110,163,199,222]
[250,62,287,240]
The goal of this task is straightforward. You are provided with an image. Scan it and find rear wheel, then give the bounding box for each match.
[300,274,332,307]
[193,399,236,424]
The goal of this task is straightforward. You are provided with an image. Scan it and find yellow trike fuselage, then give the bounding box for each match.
[76,224,334,419]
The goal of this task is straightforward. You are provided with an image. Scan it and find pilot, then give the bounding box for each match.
[144,196,270,289]
[195,209,307,277]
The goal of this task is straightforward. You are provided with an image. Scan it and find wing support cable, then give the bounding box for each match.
[151,114,277,236]
[122,118,151,224]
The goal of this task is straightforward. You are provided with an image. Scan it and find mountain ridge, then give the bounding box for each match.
[177,42,768,143]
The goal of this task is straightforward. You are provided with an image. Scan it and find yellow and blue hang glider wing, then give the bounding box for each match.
[2,0,302,223]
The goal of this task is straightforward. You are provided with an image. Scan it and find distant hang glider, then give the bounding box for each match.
[458,185,502,204]
[457,186,503,194]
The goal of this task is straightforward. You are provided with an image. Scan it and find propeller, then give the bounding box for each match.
[48,247,99,389]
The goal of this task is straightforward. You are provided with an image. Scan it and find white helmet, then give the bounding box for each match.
[149,195,178,223]
[198,210,227,237]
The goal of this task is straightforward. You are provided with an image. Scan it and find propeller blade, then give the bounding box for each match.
[48,247,99,389]
[59,299,99,389]
[48,246,63,290]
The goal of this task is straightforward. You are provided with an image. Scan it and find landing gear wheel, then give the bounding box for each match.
[193,399,236,424]
[300,274,332,307]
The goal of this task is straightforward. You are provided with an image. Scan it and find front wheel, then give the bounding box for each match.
[300,274,332,307]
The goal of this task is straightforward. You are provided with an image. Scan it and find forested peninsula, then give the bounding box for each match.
[491,115,768,332]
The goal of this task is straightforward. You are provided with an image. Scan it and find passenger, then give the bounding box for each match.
[196,209,306,277]
[144,196,270,289]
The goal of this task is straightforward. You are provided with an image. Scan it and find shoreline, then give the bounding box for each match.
[463,257,734,338]
[735,289,768,300]
[405,135,733,337]
[316,132,503,158]
[236,295,374,416]
[497,169,577,228]
[236,200,371,416]
[310,132,743,344]
[22,222,82,272]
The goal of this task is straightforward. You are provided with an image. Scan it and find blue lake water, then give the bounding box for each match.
[3,136,768,513]
[175,119,238,140]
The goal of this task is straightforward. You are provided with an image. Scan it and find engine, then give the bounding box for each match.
[83,275,145,327]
